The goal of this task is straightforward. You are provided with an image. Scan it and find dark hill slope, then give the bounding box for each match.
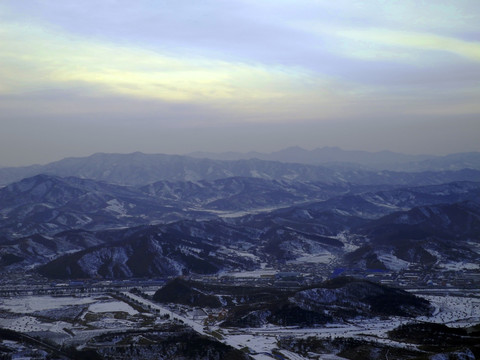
[153,278,222,308]
[344,201,480,269]
[360,200,480,241]
[221,277,432,328]
[37,221,257,279]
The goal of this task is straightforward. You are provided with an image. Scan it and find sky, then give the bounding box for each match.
[1,0,480,166]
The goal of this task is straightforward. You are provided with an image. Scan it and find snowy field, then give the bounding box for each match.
[87,300,138,315]
[289,252,336,264]
[0,295,139,317]
[0,293,155,345]
[0,295,95,313]
[0,315,72,334]
[0,289,478,359]
[416,294,480,327]
[222,269,278,278]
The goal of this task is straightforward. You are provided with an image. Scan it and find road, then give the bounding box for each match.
[123,292,310,360]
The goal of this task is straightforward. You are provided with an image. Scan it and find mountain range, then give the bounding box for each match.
[188,146,480,171]
[1,171,479,278]
[1,150,480,186]
[0,148,479,283]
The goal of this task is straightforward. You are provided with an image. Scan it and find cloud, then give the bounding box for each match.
[332,28,480,63]
[1,0,480,165]
[1,21,340,111]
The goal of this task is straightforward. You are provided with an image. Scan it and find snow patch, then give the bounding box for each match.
[105,199,127,215]
[377,253,410,271]
[88,301,138,315]
[0,296,94,313]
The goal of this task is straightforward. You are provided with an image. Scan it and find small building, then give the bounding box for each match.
[191,308,208,321]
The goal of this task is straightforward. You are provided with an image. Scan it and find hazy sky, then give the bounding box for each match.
[1,1,480,166]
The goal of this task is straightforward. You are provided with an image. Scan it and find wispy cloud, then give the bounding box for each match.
[0,22,301,99]
[332,28,480,62]
[0,19,353,123]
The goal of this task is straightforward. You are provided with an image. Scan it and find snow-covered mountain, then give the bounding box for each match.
[1,168,479,280]
[141,176,349,211]
[37,221,259,279]
[0,174,351,238]
[5,173,477,240]
[18,182,479,279]
[0,174,215,238]
[338,200,480,272]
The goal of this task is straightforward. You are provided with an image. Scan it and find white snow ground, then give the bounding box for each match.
[0,295,95,313]
[88,300,138,315]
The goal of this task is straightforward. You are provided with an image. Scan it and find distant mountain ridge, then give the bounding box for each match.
[0,152,340,186]
[189,146,480,171]
[1,151,480,186]
[189,146,433,164]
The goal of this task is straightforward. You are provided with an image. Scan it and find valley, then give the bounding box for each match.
[0,151,479,359]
